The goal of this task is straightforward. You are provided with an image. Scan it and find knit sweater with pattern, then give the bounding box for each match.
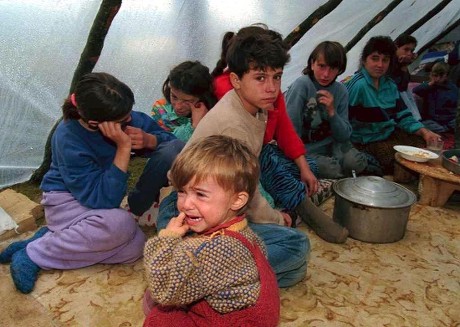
[144,218,266,314]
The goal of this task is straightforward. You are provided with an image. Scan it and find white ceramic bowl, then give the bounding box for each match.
[393,145,438,162]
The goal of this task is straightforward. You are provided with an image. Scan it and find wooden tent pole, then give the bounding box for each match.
[29,0,122,184]
[401,0,452,37]
[283,0,342,49]
[417,18,460,55]
[344,0,403,52]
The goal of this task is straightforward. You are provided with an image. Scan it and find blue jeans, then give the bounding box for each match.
[157,191,310,288]
[128,139,185,216]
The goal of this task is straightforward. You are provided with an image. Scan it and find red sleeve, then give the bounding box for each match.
[264,94,306,159]
[213,71,232,100]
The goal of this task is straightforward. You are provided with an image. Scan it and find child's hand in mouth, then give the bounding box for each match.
[165,212,190,236]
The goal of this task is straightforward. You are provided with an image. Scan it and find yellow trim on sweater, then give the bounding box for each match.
[209,218,247,237]
[158,218,248,240]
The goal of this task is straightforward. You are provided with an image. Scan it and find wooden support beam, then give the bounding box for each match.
[284,0,342,49]
[401,0,452,37]
[417,18,460,55]
[345,0,403,52]
[29,0,123,184]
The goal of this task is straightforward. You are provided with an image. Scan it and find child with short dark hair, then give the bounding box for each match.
[413,61,459,133]
[391,34,418,92]
[285,41,372,178]
[151,61,217,142]
[129,61,213,224]
[391,34,422,121]
[143,135,280,327]
[346,36,440,174]
[0,72,181,294]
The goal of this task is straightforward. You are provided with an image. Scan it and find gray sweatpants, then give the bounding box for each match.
[308,142,368,179]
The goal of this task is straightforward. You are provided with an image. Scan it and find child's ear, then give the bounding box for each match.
[231,191,249,211]
[230,72,241,90]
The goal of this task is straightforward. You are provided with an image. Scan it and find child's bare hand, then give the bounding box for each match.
[191,102,209,128]
[125,126,148,150]
[316,90,335,116]
[98,121,131,149]
[423,130,441,145]
[301,169,319,196]
[398,53,416,64]
[165,212,190,237]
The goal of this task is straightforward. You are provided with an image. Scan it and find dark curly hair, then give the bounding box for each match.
[360,36,397,74]
[162,61,217,110]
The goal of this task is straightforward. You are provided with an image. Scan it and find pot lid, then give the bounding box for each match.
[333,176,416,208]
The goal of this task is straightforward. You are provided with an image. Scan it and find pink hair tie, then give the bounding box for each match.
[70,93,78,107]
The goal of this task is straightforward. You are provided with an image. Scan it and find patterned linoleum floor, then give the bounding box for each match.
[1,195,459,327]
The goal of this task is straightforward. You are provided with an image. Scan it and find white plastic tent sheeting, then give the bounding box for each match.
[1,0,459,188]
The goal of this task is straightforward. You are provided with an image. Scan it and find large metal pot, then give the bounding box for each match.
[333,176,416,243]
